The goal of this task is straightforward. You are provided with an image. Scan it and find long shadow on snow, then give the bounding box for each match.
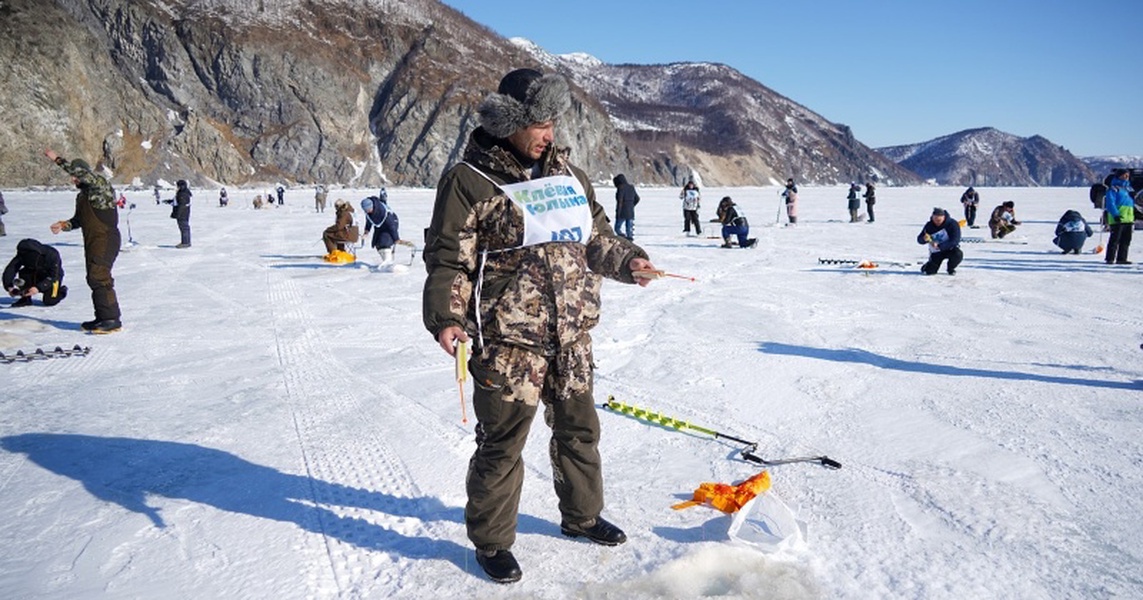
[967,256,1139,274]
[759,342,1141,391]
[0,433,491,569]
[0,309,82,331]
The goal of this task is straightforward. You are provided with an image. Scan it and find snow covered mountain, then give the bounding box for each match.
[877,128,1095,187]
[1,0,918,188]
[1081,155,1143,180]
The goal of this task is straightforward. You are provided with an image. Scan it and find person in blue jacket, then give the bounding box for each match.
[917,207,962,275]
[1053,210,1093,254]
[1103,169,1135,264]
[361,194,400,264]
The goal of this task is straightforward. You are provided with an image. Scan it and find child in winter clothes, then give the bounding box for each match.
[918,207,963,275]
[1053,210,1093,254]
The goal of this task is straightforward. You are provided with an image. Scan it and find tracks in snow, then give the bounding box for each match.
[266,269,470,597]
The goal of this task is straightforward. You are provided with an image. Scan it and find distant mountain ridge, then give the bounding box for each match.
[877,127,1095,186]
[1080,156,1143,180]
[0,0,1102,189]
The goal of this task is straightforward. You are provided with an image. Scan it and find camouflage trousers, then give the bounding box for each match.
[464,340,603,551]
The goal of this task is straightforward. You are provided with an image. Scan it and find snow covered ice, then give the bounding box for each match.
[0,184,1140,599]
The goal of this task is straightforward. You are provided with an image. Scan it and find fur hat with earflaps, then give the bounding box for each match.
[478,68,571,138]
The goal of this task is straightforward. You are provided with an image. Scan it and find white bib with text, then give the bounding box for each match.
[499,175,594,247]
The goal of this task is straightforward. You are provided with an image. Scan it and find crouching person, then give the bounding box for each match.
[3,238,67,307]
[716,196,757,248]
[989,201,1020,239]
[1053,210,1092,254]
[918,207,963,275]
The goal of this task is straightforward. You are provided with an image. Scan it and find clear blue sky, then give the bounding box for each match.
[440,0,1141,157]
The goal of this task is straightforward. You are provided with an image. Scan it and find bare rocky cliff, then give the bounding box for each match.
[2,0,917,189]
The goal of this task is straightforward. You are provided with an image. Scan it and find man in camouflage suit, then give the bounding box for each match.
[422,68,657,584]
[45,149,123,333]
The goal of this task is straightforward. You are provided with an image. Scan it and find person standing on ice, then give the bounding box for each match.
[1103,168,1135,264]
[361,194,400,264]
[679,176,702,236]
[612,173,639,240]
[173,179,191,248]
[917,207,963,275]
[960,187,980,228]
[422,67,656,584]
[846,182,862,222]
[313,184,327,213]
[781,178,798,225]
[0,190,8,236]
[863,181,877,223]
[45,149,123,333]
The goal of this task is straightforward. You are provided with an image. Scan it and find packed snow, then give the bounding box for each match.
[1,184,1140,599]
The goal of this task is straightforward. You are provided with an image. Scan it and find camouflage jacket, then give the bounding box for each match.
[422,128,648,353]
[54,157,119,236]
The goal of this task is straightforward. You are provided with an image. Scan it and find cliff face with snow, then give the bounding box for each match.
[877,128,1095,187]
[0,0,966,188]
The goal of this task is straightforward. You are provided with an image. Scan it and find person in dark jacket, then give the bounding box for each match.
[0,190,8,236]
[612,174,639,240]
[3,238,67,307]
[361,195,400,264]
[174,179,192,248]
[275,185,285,206]
[45,149,122,333]
[716,196,757,248]
[1053,210,1093,254]
[423,68,653,584]
[847,183,862,222]
[960,187,980,228]
[863,181,877,223]
[918,207,963,275]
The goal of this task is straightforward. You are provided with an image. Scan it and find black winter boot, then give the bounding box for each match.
[560,517,627,546]
[475,549,522,583]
